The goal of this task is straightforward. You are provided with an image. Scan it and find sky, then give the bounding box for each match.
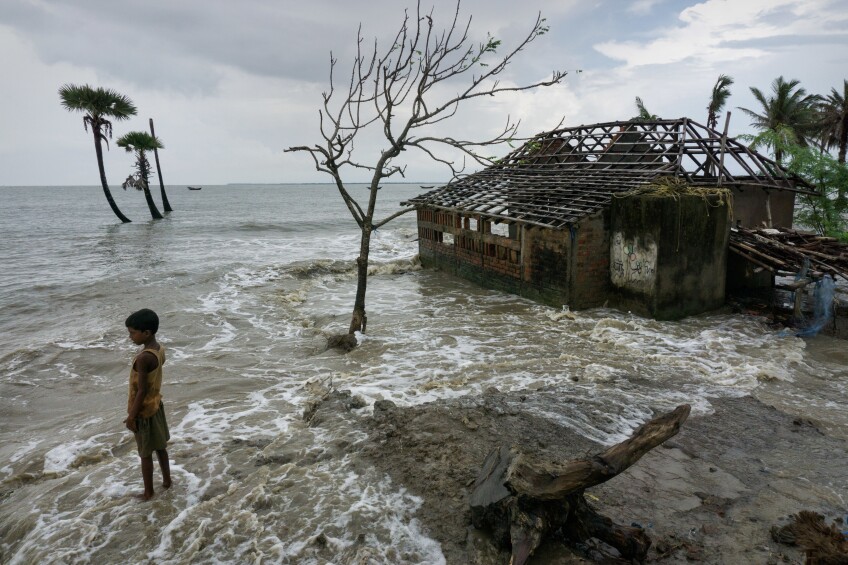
[1,0,846,186]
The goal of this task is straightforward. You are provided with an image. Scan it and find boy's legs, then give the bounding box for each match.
[140,455,155,500]
[135,407,170,500]
[156,449,172,489]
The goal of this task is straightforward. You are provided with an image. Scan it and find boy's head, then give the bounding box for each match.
[126,309,159,334]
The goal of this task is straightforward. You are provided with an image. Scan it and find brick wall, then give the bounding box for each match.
[416,207,614,309]
[520,226,571,306]
[418,208,571,306]
[571,210,611,308]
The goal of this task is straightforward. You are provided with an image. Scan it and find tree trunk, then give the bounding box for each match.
[838,115,847,165]
[140,152,164,219]
[149,118,173,212]
[348,227,371,334]
[92,130,131,223]
[471,404,691,564]
[141,183,165,219]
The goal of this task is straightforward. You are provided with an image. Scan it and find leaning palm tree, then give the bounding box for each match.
[706,74,734,130]
[117,131,164,219]
[817,79,848,164]
[738,76,820,163]
[59,84,137,223]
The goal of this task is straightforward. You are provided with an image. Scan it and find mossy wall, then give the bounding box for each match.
[610,194,730,320]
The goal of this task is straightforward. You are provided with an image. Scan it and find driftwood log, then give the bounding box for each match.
[470,404,691,564]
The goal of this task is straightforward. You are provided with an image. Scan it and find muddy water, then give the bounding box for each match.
[0,185,845,564]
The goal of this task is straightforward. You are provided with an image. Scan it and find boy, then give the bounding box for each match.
[124,308,172,500]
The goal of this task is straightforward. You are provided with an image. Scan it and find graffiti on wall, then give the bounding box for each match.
[610,232,657,291]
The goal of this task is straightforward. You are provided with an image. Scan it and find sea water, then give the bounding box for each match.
[0,184,846,563]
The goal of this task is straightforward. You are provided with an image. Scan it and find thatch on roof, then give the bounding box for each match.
[405,119,814,229]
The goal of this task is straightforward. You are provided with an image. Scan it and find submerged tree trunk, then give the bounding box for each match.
[348,226,372,334]
[92,130,131,223]
[139,152,164,220]
[141,182,164,219]
[149,118,173,212]
[471,404,691,564]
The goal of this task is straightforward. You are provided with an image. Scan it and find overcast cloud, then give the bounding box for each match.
[1,0,846,185]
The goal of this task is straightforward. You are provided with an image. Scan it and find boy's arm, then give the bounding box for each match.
[124,353,158,432]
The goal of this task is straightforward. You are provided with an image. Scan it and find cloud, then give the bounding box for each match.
[0,0,584,91]
[594,0,847,67]
[0,0,845,185]
[628,0,667,15]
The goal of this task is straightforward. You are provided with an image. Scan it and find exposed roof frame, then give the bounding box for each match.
[405,118,815,229]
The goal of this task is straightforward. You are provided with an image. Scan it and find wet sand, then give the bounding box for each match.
[308,389,848,564]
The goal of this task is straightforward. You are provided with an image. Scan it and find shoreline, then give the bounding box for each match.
[310,389,848,563]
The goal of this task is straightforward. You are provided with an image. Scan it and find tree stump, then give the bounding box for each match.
[327,333,358,352]
[470,404,691,564]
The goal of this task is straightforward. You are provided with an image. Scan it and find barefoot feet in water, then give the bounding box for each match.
[133,481,172,501]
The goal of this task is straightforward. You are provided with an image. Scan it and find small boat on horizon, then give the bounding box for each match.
[187,186,202,191]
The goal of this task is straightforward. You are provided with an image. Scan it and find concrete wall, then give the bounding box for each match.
[726,252,774,291]
[730,187,795,228]
[610,194,731,320]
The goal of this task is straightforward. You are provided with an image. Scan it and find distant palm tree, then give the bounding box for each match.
[117,131,164,219]
[706,74,734,130]
[59,84,138,223]
[818,79,848,164]
[738,76,820,163]
[633,96,658,121]
[148,118,173,212]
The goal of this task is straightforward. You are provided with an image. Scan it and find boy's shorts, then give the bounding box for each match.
[134,401,170,457]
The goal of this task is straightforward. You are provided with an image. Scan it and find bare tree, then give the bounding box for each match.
[286,2,565,344]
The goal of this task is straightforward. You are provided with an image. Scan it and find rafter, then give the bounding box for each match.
[405,119,815,229]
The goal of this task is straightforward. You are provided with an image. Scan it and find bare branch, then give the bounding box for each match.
[374,206,415,229]
[405,140,465,174]
[333,179,366,227]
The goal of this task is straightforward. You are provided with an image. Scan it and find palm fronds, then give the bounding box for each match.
[707,74,734,129]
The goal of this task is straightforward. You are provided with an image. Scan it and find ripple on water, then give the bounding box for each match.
[2,186,845,563]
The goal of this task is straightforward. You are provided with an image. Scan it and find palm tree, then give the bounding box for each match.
[738,76,820,163]
[633,96,658,121]
[818,79,848,164]
[706,74,734,130]
[59,84,137,223]
[148,118,173,211]
[117,131,164,219]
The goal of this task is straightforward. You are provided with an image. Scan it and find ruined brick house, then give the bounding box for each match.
[404,119,813,320]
